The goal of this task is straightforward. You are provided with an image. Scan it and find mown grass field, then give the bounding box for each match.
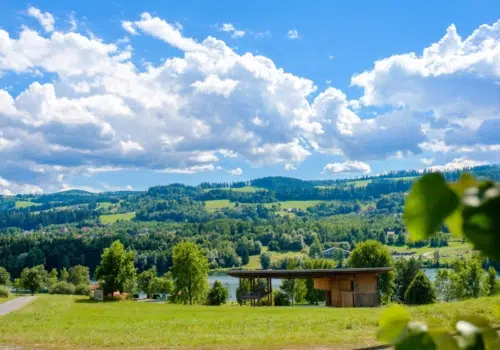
[14,200,40,208]
[244,246,306,269]
[389,241,475,262]
[0,295,16,304]
[100,212,136,224]
[205,199,235,212]
[0,295,498,349]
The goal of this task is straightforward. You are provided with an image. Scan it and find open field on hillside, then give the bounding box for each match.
[100,212,136,224]
[205,186,264,193]
[205,199,235,212]
[245,246,306,269]
[14,200,40,208]
[0,295,498,349]
[96,202,114,209]
[389,241,475,262]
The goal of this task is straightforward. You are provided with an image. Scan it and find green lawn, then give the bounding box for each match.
[0,295,16,304]
[205,199,235,212]
[345,179,372,188]
[15,200,40,208]
[0,295,498,349]
[100,212,136,224]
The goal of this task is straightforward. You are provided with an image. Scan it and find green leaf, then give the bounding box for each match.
[377,305,410,343]
[429,331,459,350]
[462,192,500,261]
[404,173,460,241]
[445,210,463,238]
[445,174,479,237]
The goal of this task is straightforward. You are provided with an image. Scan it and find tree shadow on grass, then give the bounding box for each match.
[74,298,121,304]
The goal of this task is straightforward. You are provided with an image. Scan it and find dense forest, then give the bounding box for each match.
[0,164,498,278]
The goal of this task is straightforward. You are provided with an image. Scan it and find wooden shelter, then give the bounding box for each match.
[227,267,392,307]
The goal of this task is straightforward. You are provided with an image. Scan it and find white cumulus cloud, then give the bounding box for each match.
[322,161,372,174]
[287,29,300,40]
[27,6,55,33]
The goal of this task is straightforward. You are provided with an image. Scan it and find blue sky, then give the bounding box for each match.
[0,1,499,193]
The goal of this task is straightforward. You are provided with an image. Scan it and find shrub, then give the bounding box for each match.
[405,271,436,305]
[74,283,90,296]
[274,291,290,306]
[133,293,139,299]
[260,252,272,270]
[0,285,9,298]
[152,294,161,300]
[207,280,229,306]
[49,281,75,295]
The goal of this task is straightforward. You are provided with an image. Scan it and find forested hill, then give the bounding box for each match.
[0,164,498,277]
[1,164,499,227]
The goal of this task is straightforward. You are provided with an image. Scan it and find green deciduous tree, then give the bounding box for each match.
[95,240,136,296]
[207,280,229,305]
[404,271,436,305]
[260,252,272,270]
[156,272,174,296]
[236,278,250,306]
[68,265,90,286]
[308,237,323,259]
[60,267,69,282]
[20,265,47,295]
[49,281,75,295]
[47,268,58,288]
[171,241,208,305]
[279,258,306,306]
[348,240,395,303]
[137,267,158,298]
[394,257,422,303]
[0,266,10,285]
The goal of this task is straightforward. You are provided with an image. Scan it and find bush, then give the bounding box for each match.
[273,291,290,306]
[152,294,161,300]
[49,281,75,295]
[207,280,229,306]
[133,293,140,299]
[0,285,9,298]
[404,271,436,305]
[74,283,90,296]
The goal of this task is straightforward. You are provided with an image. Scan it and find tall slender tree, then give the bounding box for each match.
[171,241,208,305]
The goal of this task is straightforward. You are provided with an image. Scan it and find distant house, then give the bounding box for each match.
[60,226,68,233]
[81,226,91,233]
[386,231,395,236]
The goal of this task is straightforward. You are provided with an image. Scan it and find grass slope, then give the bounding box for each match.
[0,295,498,349]
[389,241,475,263]
[14,200,40,208]
[100,212,136,224]
[244,246,306,269]
[205,199,235,212]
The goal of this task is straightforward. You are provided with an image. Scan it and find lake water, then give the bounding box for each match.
[208,268,440,301]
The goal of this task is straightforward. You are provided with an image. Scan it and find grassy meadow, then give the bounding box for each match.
[389,241,475,263]
[0,295,498,349]
[14,200,40,208]
[100,212,136,224]
[205,199,235,212]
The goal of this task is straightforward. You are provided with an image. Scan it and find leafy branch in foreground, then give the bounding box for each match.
[381,173,500,349]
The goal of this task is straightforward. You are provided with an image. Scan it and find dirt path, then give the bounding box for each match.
[0,296,36,316]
